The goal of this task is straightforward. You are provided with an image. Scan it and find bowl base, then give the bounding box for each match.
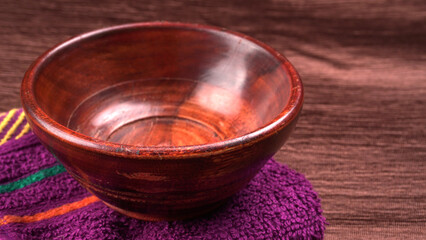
[103,199,227,221]
[106,115,223,147]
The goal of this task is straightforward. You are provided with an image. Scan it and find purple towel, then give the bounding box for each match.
[0,109,326,239]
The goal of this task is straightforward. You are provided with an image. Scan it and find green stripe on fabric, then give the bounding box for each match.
[0,165,66,194]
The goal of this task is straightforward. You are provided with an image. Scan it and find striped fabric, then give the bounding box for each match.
[0,109,100,229]
[0,108,326,239]
[0,109,30,145]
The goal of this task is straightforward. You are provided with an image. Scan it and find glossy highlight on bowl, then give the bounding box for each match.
[21,22,303,221]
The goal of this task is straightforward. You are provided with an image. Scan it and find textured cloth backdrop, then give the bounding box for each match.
[0,109,326,239]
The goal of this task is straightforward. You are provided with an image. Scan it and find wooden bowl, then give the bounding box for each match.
[20,22,303,221]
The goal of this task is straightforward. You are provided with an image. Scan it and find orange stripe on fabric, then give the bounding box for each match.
[0,111,26,145]
[0,195,99,226]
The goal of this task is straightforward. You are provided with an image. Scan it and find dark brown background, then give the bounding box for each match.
[1,0,425,239]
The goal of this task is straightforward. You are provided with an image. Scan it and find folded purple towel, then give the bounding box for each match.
[0,109,325,239]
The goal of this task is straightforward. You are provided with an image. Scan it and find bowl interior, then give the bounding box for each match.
[33,25,292,147]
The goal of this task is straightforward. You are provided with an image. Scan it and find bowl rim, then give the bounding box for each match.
[21,21,304,158]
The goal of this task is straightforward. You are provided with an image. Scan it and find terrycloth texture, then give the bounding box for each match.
[0,109,326,239]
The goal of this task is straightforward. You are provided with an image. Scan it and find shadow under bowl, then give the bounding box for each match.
[21,22,303,221]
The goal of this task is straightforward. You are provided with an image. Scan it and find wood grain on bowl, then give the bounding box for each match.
[20,22,303,220]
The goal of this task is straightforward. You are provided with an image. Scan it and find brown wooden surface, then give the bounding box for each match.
[1,0,425,239]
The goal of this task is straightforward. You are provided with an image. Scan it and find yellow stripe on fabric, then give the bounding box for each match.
[0,109,18,134]
[0,112,5,118]
[0,111,26,145]
[0,195,99,226]
[15,123,31,140]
